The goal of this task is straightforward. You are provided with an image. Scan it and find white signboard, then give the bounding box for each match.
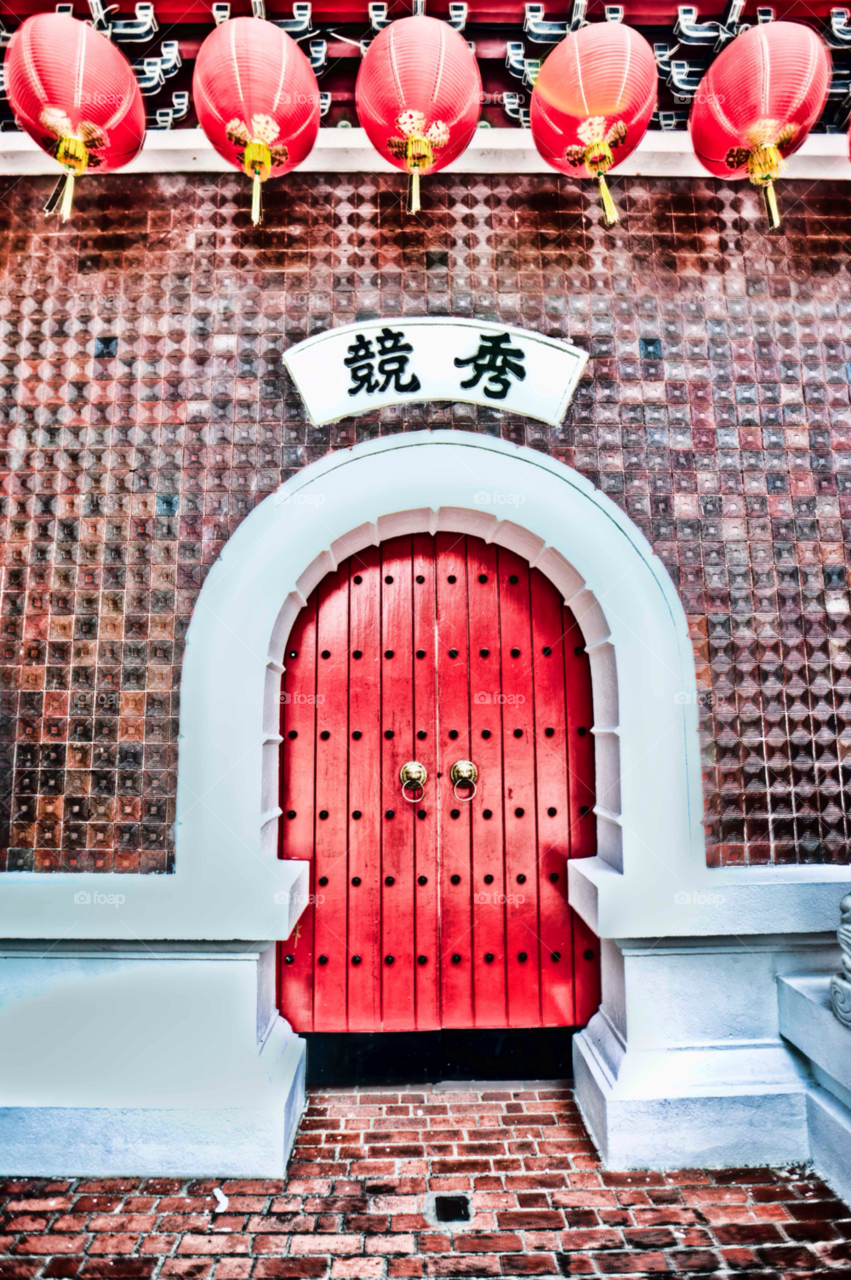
[283,317,588,427]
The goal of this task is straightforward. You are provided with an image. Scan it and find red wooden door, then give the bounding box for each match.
[277,534,600,1032]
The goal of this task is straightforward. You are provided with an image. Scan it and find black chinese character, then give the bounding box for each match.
[344,327,421,397]
[344,333,380,396]
[455,332,526,401]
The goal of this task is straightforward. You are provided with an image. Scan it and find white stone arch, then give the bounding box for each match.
[173,429,707,942]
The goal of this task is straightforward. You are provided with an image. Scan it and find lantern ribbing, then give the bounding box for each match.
[5,13,145,222]
[355,15,481,214]
[193,17,321,227]
[530,22,657,226]
[688,22,831,230]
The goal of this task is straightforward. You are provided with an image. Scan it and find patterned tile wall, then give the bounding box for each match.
[0,170,849,872]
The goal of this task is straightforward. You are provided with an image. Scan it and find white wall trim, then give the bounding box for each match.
[3,430,847,942]
[1,127,849,180]
[173,428,708,944]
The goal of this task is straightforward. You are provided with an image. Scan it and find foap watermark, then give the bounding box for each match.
[73,891,125,907]
[281,690,325,705]
[674,690,713,708]
[473,490,526,507]
[274,891,325,906]
[474,691,526,705]
[676,90,726,108]
[474,891,526,906]
[273,489,326,507]
[674,890,725,907]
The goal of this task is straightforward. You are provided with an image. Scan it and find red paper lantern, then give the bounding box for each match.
[530,22,657,225]
[689,22,830,228]
[193,17,321,225]
[356,15,482,213]
[5,13,145,221]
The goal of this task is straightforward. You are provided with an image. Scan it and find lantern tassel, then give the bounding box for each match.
[45,135,88,221]
[243,141,271,229]
[408,169,421,215]
[584,141,619,227]
[762,180,781,231]
[59,171,75,222]
[251,172,263,226]
[44,174,66,218]
[597,173,619,226]
[404,135,432,214]
[747,143,784,231]
[44,171,76,221]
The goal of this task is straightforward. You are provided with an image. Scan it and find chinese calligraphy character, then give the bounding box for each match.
[344,327,421,397]
[343,333,379,395]
[455,333,527,401]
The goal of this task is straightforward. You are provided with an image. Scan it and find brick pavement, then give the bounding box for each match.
[2,1084,850,1278]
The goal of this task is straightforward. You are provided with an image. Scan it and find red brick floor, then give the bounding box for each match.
[2,1085,850,1279]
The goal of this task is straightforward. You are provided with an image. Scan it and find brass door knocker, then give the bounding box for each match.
[400,761,427,802]
[450,759,478,801]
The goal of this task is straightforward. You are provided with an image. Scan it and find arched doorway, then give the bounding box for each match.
[277,531,601,1039]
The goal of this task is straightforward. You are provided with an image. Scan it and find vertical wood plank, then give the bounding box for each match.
[466,538,507,1028]
[531,568,575,1026]
[412,533,441,1030]
[347,547,382,1031]
[312,566,351,1031]
[436,532,474,1030]
[277,596,318,1032]
[379,537,417,1030]
[498,547,542,1028]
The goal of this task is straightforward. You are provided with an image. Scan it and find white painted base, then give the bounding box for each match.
[0,943,306,1176]
[778,973,851,1204]
[808,1085,851,1207]
[575,1015,811,1168]
[573,934,841,1170]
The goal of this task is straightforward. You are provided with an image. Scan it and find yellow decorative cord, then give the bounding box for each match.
[405,137,433,215]
[243,140,272,226]
[49,135,88,222]
[747,143,784,231]
[582,140,619,227]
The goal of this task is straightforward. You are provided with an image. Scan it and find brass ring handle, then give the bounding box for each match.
[400,761,427,802]
[453,779,477,802]
[450,760,477,803]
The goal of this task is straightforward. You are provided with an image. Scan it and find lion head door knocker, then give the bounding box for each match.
[450,759,478,802]
[400,761,428,803]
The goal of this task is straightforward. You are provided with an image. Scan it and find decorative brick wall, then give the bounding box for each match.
[1,170,849,873]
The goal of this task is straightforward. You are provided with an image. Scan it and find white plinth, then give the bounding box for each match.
[0,943,306,1176]
[573,934,842,1170]
[778,973,851,1205]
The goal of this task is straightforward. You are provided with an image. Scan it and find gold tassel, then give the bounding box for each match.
[44,169,76,222]
[404,136,432,215]
[243,141,271,228]
[762,180,781,231]
[45,134,88,221]
[408,169,421,214]
[59,171,75,222]
[251,171,263,226]
[747,143,784,230]
[583,141,619,227]
[597,173,619,226]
